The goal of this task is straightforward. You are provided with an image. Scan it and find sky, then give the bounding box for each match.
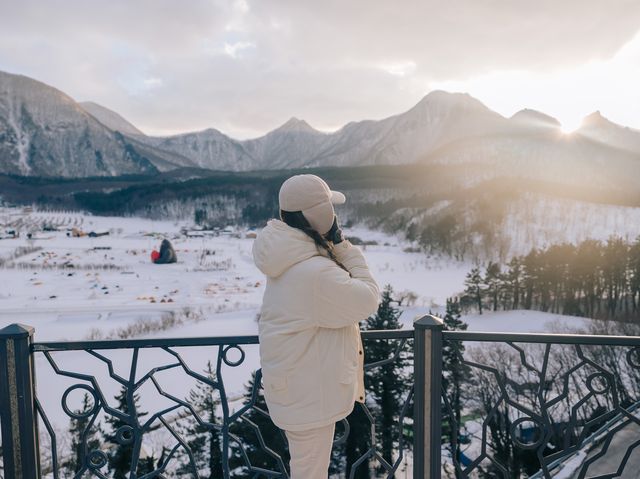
[1,0,640,138]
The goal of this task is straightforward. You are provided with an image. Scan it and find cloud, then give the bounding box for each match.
[1,0,639,138]
[223,41,256,59]
[379,62,417,78]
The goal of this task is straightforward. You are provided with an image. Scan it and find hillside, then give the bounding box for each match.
[0,71,191,176]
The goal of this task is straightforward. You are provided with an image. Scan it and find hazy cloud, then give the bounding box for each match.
[1,0,639,137]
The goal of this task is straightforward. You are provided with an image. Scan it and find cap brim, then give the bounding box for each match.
[330,190,346,205]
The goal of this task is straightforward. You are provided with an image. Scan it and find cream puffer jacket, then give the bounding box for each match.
[252,219,380,431]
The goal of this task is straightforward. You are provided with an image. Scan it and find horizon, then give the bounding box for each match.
[2,1,640,139]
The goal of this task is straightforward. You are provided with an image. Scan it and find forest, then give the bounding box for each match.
[461,236,640,320]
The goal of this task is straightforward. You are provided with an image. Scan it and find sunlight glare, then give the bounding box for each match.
[427,31,640,132]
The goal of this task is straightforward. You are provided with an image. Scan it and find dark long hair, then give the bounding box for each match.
[280,210,349,273]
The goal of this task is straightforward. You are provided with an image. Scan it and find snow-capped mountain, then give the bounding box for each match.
[510,109,561,129]
[242,117,327,169]
[576,111,640,154]
[0,71,189,177]
[311,91,510,167]
[134,90,640,185]
[140,127,256,171]
[2,69,640,180]
[145,91,510,170]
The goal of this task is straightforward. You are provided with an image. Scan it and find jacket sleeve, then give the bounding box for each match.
[313,240,380,329]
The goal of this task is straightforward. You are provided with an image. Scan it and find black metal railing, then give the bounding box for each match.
[441,331,640,478]
[2,318,640,478]
[0,321,424,479]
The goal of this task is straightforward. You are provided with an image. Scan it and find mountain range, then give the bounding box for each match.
[1,69,640,183]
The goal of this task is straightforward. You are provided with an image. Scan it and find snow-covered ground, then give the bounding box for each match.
[0,208,473,341]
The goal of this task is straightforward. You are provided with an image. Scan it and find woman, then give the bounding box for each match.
[252,174,380,478]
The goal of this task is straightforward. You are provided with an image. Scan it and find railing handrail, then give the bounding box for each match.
[444,330,640,346]
[31,328,415,352]
[31,328,640,352]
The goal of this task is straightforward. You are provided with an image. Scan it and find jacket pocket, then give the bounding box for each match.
[339,361,358,384]
[264,374,291,405]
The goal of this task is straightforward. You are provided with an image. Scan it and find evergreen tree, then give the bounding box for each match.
[229,371,289,477]
[336,404,371,479]
[456,236,640,321]
[484,262,502,312]
[62,393,101,475]
[177,361,223,477]
[441,298,469,476]
[194,208,208,226]
[602,237,629,316]
[464,267,484,314]
[104,386,157,478]
[629,237,640,314]
[522,249,540,311]
[505,257,523,310]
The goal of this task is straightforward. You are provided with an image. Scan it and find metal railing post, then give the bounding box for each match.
[413,315,443,479]
[0,323,40,478]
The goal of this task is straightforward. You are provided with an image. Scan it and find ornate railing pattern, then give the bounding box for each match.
[0,324,419,479]
[2,320,640,478]
[441,332,640,479]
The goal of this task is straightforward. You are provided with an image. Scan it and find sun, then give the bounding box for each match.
[558,117,583,135]
[560,124,576,135]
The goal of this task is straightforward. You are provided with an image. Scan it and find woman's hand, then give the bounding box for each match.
[324,215,344,244]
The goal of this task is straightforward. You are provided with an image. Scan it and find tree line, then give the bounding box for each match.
[461,236,640,320]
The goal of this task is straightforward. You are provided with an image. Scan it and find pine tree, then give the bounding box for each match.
[62,393,101,475]
[484,262,502,312]
[441,297,469,477]
[505,257,522,309]
[464,267,484,314]
[336,404,371,479]
[177,361,223,477]
[104,386,157,478]
[229,371,289,476]
[629,237,640,314]
[522,249,540,310]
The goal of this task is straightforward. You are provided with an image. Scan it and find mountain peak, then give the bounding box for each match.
[274,117,318,134]
[511,109,561,128]
[423,90,483,104]
[581,110,611,128]
[577,110,640,152]
[411,90,492,115]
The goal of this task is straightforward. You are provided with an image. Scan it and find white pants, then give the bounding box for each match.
[285,422,335,479]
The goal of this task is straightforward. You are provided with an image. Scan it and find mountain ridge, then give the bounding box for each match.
[1,69,640,179]
[80,101,145,136]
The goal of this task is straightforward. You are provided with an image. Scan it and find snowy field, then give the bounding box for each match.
[0,207,595,461]
[0,208,589,341]
[0,208,475,341]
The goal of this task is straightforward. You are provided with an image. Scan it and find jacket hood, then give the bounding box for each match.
[252,219,320,278]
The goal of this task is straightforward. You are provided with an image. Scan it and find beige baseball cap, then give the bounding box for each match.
[279,174,346,234]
